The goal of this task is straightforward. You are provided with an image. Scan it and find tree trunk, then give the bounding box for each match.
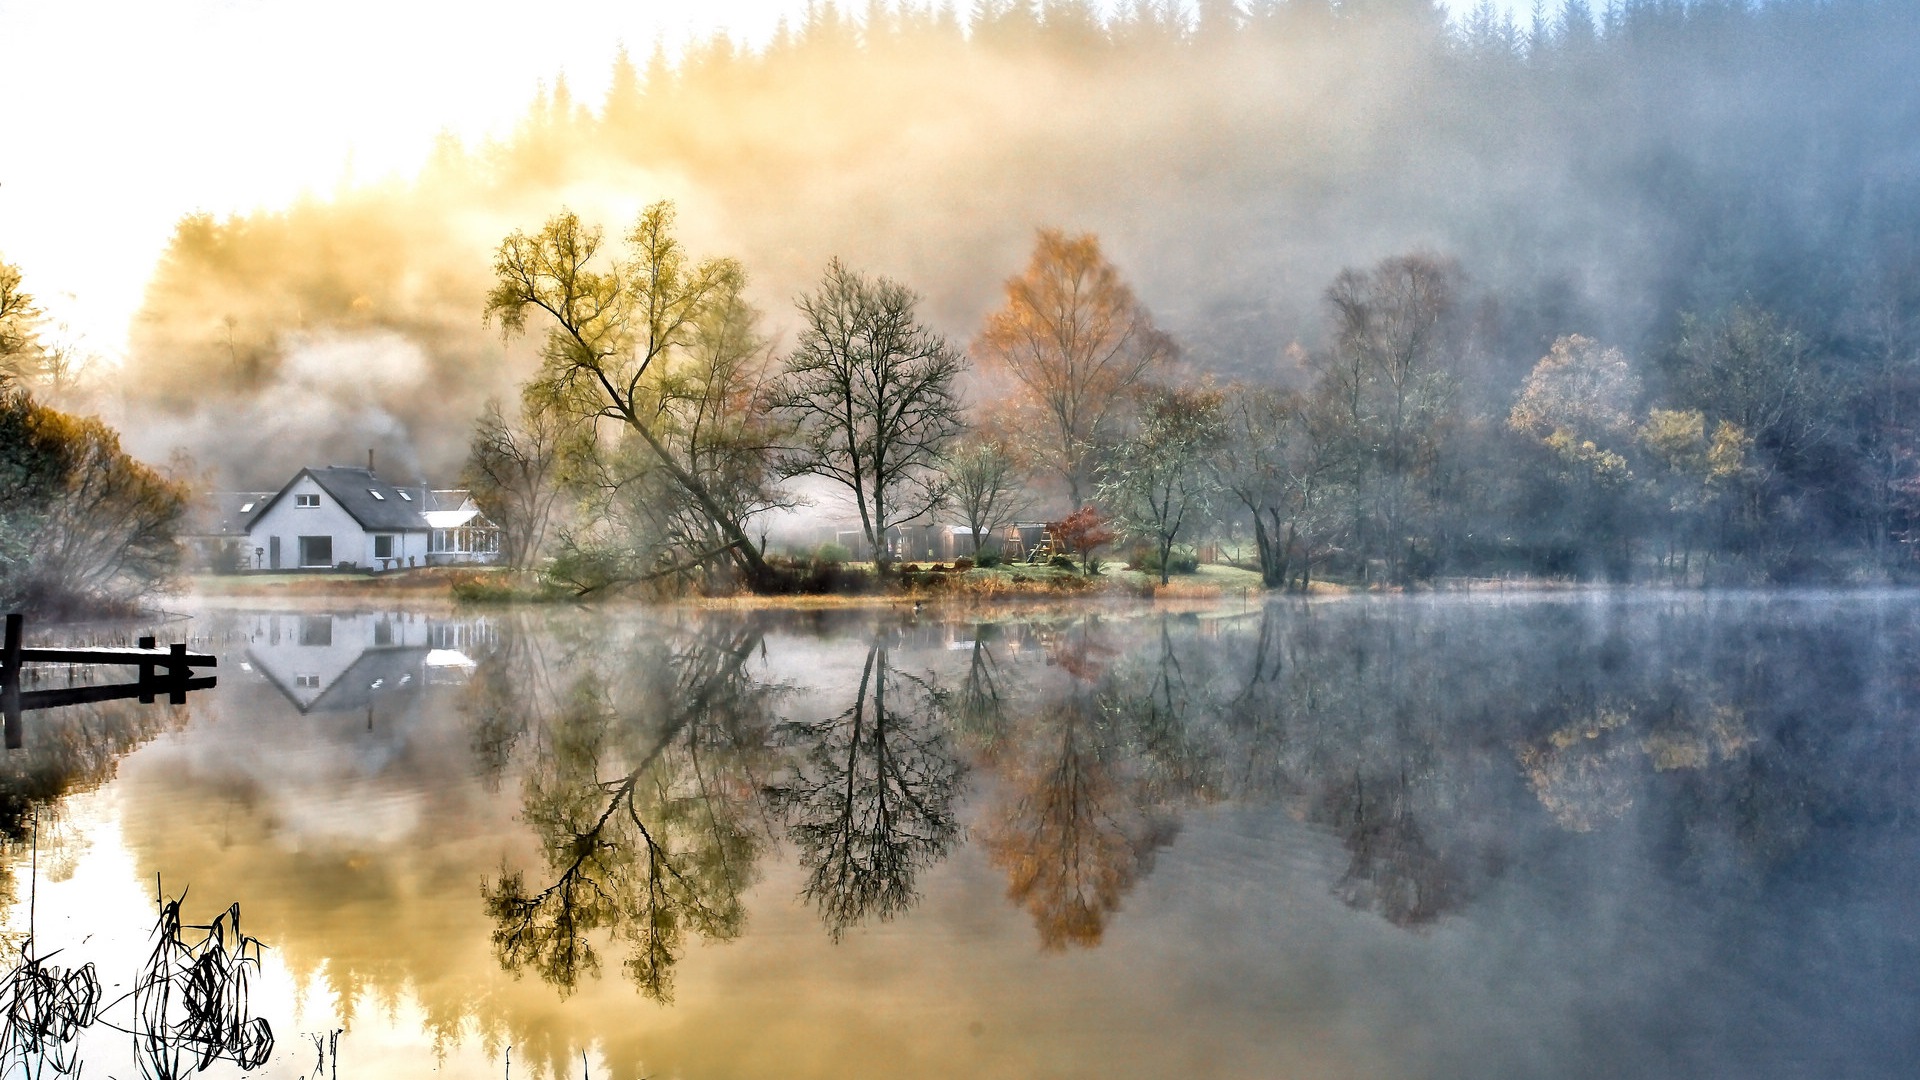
[624,414,775,588]
[1251,512,1277,588]
[1277,515,1297,592]
[869,489,891,574]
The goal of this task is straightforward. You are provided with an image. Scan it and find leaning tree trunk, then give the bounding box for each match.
[621,410,776,589]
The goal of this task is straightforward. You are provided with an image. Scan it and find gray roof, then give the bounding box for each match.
[249,467,432,532]
[250,644,430,714]
[306,646,430,713]
[186,491,276,538]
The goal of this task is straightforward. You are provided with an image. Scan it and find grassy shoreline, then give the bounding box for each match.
[181,562,1291,607]
[177,561,1723,612]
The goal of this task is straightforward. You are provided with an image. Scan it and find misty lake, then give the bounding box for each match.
[4,592,1917,1079]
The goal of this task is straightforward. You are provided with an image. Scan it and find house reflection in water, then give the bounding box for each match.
[241,612,490,713]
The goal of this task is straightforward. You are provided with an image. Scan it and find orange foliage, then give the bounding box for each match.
[981,713,1172,950]
[974,230,1175,506]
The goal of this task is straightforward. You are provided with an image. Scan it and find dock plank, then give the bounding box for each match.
[16,647,217,667]
[19,677,218,712]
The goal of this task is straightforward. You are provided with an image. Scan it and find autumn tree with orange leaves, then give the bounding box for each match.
[974,230,1175,509]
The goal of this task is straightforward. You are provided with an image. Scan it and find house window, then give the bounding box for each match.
[295,494,320,508]
[374,534,395,560]
[295,674,320,689]
[368,489,385,501]
[298,535,332,567]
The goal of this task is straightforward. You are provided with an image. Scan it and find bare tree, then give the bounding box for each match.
[777,259,967,572]
[485,202,777,588]
[1319,253,1464,583]
[0,258,45,386]
[1098,385,1227,584]
[946,433,1030,555]
[463,393,585,568]
[1219,383,1341,591]
[974,229,1175,509]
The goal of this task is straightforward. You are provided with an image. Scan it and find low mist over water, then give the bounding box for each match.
[5,593,1917,1078]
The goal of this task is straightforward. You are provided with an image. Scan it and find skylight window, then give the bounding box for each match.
[398,491,412,501]
[369,489,386,500]
[239,501,255,512]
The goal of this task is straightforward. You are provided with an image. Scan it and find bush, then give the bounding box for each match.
[974,550,1001,568]
[814,541,853,564]
[1048,554,1076,570]
[762,555,875,594]
[1140,545,1200,575]
[952,556,973,571]
[450,571,520,603]
[1,387,188,615]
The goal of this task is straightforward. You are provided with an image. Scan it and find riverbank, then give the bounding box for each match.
[180,562,1293,609]
[177,563,1689,611]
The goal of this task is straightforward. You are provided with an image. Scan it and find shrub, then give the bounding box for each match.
[974,550,1001,569]
[1,387,188,615]
[1140,544,1200,575]
[1048,554,1076,570]
[451,572,520,603]
[952,556,973,572]
[814,541,853,564]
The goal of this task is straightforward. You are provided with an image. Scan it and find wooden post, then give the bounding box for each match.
[138,634,156,704]
[3,613,22,750]
[167,642,188,705]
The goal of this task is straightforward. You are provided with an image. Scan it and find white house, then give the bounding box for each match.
[243,466,499,571]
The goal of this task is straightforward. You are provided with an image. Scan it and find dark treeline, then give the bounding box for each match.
[117,0,1920,583]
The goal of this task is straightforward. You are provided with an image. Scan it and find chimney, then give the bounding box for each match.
[368,448,376,476]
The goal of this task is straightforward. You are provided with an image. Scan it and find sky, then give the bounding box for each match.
[0,0,1520,362]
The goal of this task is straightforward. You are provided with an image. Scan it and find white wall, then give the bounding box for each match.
[248,476,362,569]
[246,475,429,570]
[358,528,429,571]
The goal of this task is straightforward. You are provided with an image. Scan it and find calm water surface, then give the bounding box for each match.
[5,593,1917,1078]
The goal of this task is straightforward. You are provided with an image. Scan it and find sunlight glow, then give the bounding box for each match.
[0,0,1509,361]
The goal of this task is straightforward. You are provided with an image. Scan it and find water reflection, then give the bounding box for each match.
[243,613,484,714]
[977,620,1197,950]
[3,595,1916,1077]
[482,622,774,1002]
[765,643,965,940]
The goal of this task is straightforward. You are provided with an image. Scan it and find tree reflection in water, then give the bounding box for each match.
[949,624,1011,751]
[980,618,1194,950]
[14,599,1910,1077]
[483,622,780,1002]
[0,696,183,923]
[764,643,965,940]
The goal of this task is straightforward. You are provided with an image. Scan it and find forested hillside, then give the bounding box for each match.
[122,0,1920,580]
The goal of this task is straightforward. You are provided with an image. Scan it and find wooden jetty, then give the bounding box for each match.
[1,612,218,750]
